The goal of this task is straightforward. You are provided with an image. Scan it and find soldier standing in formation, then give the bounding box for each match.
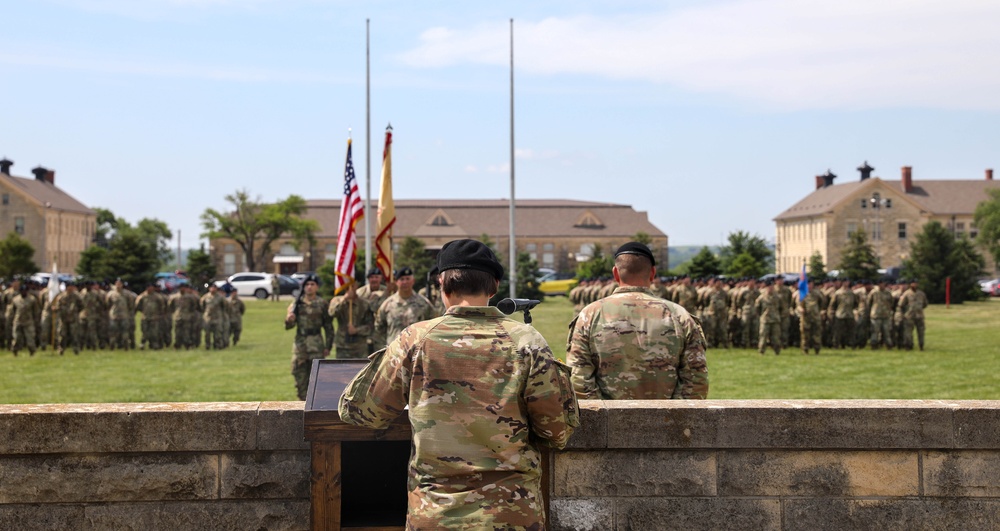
[327,283,373,359]
[373,266,435,349]
[200,283,227,350]
[52,282,83,355]
[898,281,928,350]
[756,278,783,355]
[106,279,134,351]
[568,242,708,400]
[136,284,167,350]
[356,267,394,354]
[227,289,245,346]
[868,281,895,349]
[339,239,578,529]
[285,275,333,400]
[9,283,39,356]
[798,280,822,355]
[828,280,857,349]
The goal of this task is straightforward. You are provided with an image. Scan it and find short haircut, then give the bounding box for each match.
[440,268,498,298]
[615,253,652,282]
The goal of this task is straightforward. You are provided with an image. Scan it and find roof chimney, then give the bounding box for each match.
[45,170,55,185]
[0,158,11,175]
[821,169,837,188]
[32,166,49,182]
[987,168,994,181]
[815,175,824,190]
[901,166,913,193]
[857,161,874,181]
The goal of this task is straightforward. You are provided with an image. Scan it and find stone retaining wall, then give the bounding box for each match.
[2,400,999,530]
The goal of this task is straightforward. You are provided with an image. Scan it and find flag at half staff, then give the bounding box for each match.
[334,138,364,294]
[375,125,395,282]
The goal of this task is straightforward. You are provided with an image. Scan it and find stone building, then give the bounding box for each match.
[211,199,667,276]
[774,164,999,274]
[0,159,96,273]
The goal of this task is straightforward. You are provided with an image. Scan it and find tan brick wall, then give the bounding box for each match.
[0,183,46,267]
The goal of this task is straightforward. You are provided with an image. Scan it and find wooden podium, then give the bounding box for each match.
[303,359,410,531]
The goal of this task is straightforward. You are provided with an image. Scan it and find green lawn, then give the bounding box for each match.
[1,296,998,403]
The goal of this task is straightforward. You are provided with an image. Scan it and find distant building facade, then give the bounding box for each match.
[775,164,998,275]
[0,159,96,273]
[211,199,668,276]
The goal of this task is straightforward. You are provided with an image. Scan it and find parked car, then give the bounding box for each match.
[155,271,190,293]
[216,273,301,299]
[980,278,1000,296]
[29,273,77,289]
[290,271,316,285]
[537,271,578,296]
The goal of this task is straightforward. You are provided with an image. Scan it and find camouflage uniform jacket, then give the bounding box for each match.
[756,290,783,324]
[567,286,709,400]
[707,287,728,316]
[853,288,870,320]
[828,287,857,319]
[798,291,822,321]
[106,288,133,320]
[674,284,699,313]
[199,293,227,322]
[228,297,245,325]
[169,292,200,321]
[53,291,83,322]
[10,293,39,326]
[80,290,104,320]
[868,288,894,320]
[374,292,436,348]
[339,305,578,530]
[136,291,168,320]
[327,295,374,350]
[898,289,928,320]
[285,295,334,355]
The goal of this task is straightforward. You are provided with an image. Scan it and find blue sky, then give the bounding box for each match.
[3,0,999,253]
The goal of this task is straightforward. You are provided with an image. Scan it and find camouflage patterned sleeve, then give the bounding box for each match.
[672,311,709,399]
[566,312,600,399]
[524,348,580,449]
[321,298,335,350]
[284,301,297,330]
[339,343,411,429]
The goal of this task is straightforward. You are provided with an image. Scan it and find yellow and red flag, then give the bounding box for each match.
[375,126,395,282]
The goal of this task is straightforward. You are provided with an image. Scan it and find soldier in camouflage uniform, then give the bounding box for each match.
[853,282,871,350]
[106,279,134,351]
[868,281,895,349]
[739,279,761,348]
[9,283,39,356]
[798,280,822,355]
[756,278,783,355]
[53,282,83,355]
[340,239,578,530]
[227,289,245,346]
[674,276,699,314]
[79,280,103,350]
[568,242,709,400]
[898,281,928,351]
[168,284,200,349]
[136,284,168,350]
[200,283,227,350]
[285,275,333,400]
[328,283,374,359]
[373,266,435,349]
[356,268,394,354]
[703,278,729,349]
[827,280,857,349]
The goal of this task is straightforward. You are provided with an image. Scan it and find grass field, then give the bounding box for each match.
[1,296,998,403]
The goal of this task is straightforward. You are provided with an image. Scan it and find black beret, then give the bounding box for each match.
[614,241,655,267]
[435,239,504,281]
[366,268,382,277]
[395,266,413,278]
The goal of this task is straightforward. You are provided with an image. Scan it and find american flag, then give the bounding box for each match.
[334,139,363,294]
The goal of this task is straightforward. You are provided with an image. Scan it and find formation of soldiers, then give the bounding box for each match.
[0,277,245,356]
[570,275,929,355]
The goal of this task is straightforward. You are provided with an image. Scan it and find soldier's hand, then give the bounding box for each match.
[347,324,357,335]
[323,349,330,357]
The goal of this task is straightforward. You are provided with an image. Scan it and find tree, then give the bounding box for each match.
[575,244,613,280]
[808,251,827,282]
[720,231,772,276]
[491,252,544,306]
[838,228,880,281]
[687,246,722,278]
[394,236,436,291]
[186,244,217,291]
[105,230,159,288]
[904,221,984,304]
[134,218,174,265]
[727,252,767,278]
[0,232,39,278]
[974,188,1000,270]
[76,245,112,280]
[200,190,319,272]
[76,208,173,285]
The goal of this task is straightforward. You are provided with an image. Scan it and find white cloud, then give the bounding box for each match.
[398,0,1000,110]
[464,165,479,173]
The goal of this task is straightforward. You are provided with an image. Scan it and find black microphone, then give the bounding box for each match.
[496,298,540,315]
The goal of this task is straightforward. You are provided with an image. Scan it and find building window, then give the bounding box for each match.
[1,194,8,205]
[846,223,857,238]
[885,199,892,209]
[430,214,449,226]
[224,253,236,276]
[871,222,882,241]
[542,253,555,266]
[543,243,554,252]
[224,244,235,253]
[898,222,907,239]
[14,217,24,235]
[971,223,979,240]
[325,244,335,261]
[861,199,867,209]
[956,222,965,238]
[525,243,537,252]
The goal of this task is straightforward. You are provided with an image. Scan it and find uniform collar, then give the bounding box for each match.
[613,286,650,295]
[445,305,505,317]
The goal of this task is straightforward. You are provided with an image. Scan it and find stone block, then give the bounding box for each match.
[715,400,954,449]
[553,450,715,497]
[566,401,607,449]
[0,454,218,503]
[83,500,311,530]
[0,402,259,454]
[0,504,84,530]
[924,450,1000,497]
[220,451,310,499]
[718,450,918,497]
[615,497,780,531]
[257,402,308,451]
[605,401,721,448]
[954,404,1000,449]
[783,498,1000,531]
[550,497,614,531]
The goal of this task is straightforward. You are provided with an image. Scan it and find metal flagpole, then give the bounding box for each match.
[509,18,516,299]
[365,18,372,274]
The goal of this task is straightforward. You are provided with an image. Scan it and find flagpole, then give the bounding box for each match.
[508,18,516,299]
[364,18,372,275]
